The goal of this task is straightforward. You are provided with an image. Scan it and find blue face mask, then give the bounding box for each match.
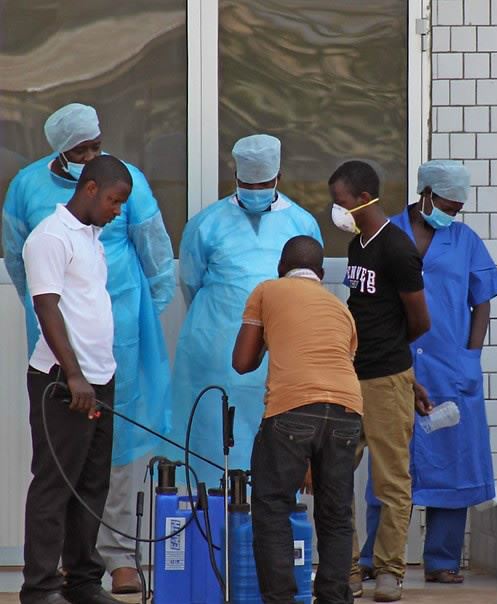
[420,195,455,229]
[61,152,85,181]
[237,185,276,214]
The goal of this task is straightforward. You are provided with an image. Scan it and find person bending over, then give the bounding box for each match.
[233,235,362,604]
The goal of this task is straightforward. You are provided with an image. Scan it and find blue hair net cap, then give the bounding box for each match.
[417,160,470,203]
[44,103,100,153]
[232,134,281,184]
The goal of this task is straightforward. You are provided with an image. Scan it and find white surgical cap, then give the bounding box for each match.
[44,103,100,153]
[417,160,470,203]
[232,134,281,184]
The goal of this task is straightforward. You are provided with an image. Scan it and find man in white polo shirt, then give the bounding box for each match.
[20,155,132,604]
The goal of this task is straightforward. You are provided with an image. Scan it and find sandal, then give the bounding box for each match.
[425,569,464,583]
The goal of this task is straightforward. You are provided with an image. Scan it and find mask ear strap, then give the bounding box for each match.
[59,152,71,173]
[421,193,434,214]
[349,197,379,214]
[420,195,426,214]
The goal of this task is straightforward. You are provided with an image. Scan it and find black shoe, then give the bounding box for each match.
[64,587,122,604]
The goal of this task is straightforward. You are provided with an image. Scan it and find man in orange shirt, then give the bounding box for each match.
[233,235,362,604]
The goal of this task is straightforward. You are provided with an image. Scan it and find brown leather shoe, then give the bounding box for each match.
[425,569,464,584]
[111,567,141,594]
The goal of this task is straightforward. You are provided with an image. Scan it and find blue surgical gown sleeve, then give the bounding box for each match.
[310,220,324,246]
[2,175,29,301]
[126,166,175,314]
[468,232,497,307]
[178,212,209,304]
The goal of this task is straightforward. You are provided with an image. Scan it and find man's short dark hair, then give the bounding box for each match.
[280,235,323,273]
[328,160,380,198]
[77,155,133,191]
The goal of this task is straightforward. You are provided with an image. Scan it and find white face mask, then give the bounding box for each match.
[330,197,379,234]
[331,204,359,234]
[60,152,85,180]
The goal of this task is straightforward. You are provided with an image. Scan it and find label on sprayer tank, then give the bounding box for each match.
[165,517,186,571]
[294,540,305,566]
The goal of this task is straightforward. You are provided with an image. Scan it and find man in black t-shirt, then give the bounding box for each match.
[346,223,425,379]
[329,161,431,603]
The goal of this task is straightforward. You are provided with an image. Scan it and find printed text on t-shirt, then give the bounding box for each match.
[346,265,377,294]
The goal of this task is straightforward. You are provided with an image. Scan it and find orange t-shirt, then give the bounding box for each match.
[242,275,363,417]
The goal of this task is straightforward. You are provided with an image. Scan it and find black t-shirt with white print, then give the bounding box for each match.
[346,221,424,380]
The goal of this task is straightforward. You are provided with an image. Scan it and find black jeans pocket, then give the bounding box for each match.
[272,418,316,443]
[332,427,360,447]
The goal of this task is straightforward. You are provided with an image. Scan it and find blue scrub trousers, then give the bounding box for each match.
[360,505,467,573]
[358,503,381,570]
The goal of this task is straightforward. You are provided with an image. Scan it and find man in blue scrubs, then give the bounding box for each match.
[359,160,497,585]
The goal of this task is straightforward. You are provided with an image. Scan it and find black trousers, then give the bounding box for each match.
[20,365,114,604]
[251,403,361,604]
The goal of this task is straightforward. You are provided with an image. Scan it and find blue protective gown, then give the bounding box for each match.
[169,193,323,487]
[360,208,497,569]
[2,154,175,466]
[386,208,497,508]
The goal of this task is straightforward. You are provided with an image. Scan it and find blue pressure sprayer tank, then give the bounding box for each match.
[154,460,224,604]
[291,503,313,603]
[192,488,225,601]
[227,470,313,604]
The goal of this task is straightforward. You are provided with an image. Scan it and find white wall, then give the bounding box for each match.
[430,0,497,570]
[0,264,30,565]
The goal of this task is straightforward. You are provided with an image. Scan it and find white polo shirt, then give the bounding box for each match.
[23,204,116,384]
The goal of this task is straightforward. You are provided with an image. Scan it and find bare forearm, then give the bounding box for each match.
[407,321,429,343]
[406,311,431,342]
[235,346,266,374]
[34,296,97,416]
[400,290,431,343]
[232,324,265,374]
[34,299,83,378]
[468,301,490,349]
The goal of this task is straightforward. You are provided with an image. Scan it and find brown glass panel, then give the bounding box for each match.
[219,0,407,256]
[0,0,187,255]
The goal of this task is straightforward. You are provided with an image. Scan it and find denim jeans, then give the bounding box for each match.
[251,403,361,604]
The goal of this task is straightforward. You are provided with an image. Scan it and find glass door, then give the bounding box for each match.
[218,0,414,256]
[0,0,188,254]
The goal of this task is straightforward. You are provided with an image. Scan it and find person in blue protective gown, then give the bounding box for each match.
[2,103,175,594]
[358,160,497,585]
[169,134,323,487]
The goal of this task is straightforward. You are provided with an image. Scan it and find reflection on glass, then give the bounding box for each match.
[0,0,187,255]
[219,0,407,256]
